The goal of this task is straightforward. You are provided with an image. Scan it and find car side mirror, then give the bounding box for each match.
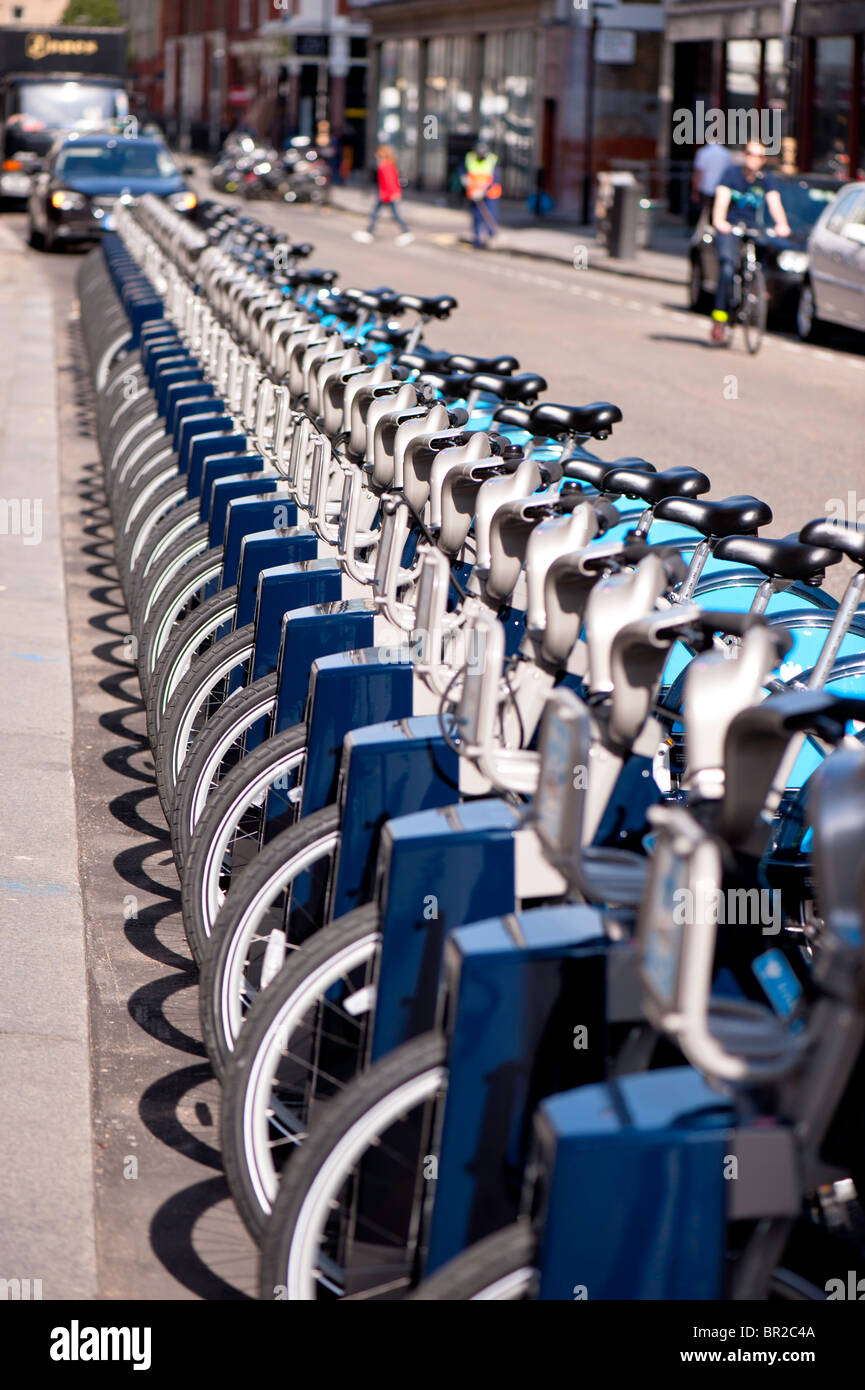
[842,222,865,247]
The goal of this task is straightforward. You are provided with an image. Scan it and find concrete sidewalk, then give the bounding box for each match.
[328,182,690,287]
[0,220,97,1299]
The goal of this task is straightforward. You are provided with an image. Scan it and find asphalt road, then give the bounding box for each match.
[197,184,865,595]
[6,189,864,1299]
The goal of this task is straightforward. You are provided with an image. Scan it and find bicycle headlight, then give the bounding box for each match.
[777,250,808,275]
[51,189,87,211]
[169,190,198,212]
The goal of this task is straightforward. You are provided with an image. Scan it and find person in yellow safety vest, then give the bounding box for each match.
[463,141,502,249]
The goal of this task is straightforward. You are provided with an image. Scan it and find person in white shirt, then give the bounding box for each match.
[690,140,730,226]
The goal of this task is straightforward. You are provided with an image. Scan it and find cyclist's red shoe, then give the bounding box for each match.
[710,321,725,345]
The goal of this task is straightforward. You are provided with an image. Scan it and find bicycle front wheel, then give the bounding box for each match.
[259,1032,448,1301]
[742,264,768,355]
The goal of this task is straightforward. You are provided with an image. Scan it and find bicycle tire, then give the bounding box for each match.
[125,500,202,610]
[259,1032,448,1301]
[138,550,222,694]
[180,722,307,962]
[117,485,194,585]
[153,618,252,804]
[219,903,381,1238]
[408,1223,537,1301]
[170,673,277,868]
[742,264,767,355]
[199,804,345,1081]
[145,584,238,745]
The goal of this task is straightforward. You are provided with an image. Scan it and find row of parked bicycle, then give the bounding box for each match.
[79,192,865,1300]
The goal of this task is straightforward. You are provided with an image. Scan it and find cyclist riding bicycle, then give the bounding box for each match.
[709,140,791,345]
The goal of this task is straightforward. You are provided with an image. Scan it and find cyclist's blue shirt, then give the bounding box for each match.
[718,162,778,227]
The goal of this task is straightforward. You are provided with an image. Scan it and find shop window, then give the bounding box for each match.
[379,39,419,182]
[419,36,476,191]
[725,39,761,141]
[479,30,535,198]
[812,37,854,177]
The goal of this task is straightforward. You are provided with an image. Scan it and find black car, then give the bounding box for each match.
[688,173,842,320]
[27,133,196,251]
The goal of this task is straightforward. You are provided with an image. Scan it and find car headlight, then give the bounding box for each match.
[777,250,808,275]
[51,189,87,211]
[169,190,197,212]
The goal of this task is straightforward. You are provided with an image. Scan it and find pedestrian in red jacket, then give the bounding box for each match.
[353,145,414,244]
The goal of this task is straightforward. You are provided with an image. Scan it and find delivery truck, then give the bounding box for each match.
[0,24,128,205]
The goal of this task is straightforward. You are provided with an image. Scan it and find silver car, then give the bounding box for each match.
[798,181,865,340]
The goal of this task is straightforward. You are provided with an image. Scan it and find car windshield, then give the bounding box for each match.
[54,142,178,181]
[10,81,126,133]
[758,180,839,238]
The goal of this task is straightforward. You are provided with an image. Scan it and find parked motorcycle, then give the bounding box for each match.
[211,134,331,205]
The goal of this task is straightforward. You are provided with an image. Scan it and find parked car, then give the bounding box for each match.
[688,173,841,321]
[798,181,865,341]
[27,132,196,252]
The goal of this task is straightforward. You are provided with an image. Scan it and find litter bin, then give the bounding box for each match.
[607,182,641,259]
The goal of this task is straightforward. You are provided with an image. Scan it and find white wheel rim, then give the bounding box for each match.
[111,421,163,484]
[164,626,247,748]
[221,829,340,1039]
[137,504,197,581]
[143,554,217,651]
[200,746,307,933]
[243,932,380,1212]
[121,465,178,535]
[129,487,187,570]
[471,1268,535,1300]
[188,694,277,833]
[284,1066,446,1301]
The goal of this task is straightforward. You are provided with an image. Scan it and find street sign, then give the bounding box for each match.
[594,30,637,65]
[296,34,328,58]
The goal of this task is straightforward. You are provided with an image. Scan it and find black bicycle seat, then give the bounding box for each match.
[396,293,458,319]
[469,371,547,403]
[601,465,710,504]
[396,350,451,372]
[296,268,338,287]
[367,325,412,349]
[493,405,533,431]
[529,401,623,440]
[414,371,475,400]
[562,457,656,490]
[799,518,865,568]
[713,534,842,582]
[652,494,773,539]
[448,353,519,375]
[357,288,403,314]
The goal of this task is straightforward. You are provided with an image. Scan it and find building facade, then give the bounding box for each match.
[664,0,865,181]
[0,1,66,23]
[354,0,667,218]
[119,0,368,164]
